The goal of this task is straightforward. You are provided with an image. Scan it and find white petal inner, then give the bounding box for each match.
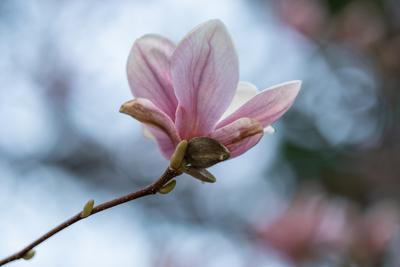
[142,126,156,140]
[221,81,259,120]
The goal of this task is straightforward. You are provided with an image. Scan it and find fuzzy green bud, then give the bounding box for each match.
[81,199,95,218]
[158,179,177,194]
[169,140,188,170]
[22,250,35,260]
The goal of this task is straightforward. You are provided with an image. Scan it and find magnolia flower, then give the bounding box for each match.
[121,19,301,163]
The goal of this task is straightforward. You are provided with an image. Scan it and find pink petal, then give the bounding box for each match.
[120,98,181,158]
[217,81,301,129]
[127,34,178,120]
[210,118,264,158]
[221,81,259,120]
[171,19,239,139]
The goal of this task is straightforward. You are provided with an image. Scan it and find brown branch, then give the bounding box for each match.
[0,167,180,266]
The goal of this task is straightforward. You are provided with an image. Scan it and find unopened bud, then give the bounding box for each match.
[185,137,229,168]
[22,250,35,260]
[184,167,216,183]
[169,140,188,170]
[81,199,95,218]
[158,179,177,194]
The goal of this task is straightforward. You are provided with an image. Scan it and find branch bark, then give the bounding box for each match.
[0,167,180,266]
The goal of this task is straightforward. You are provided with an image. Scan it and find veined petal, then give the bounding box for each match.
[217,81,301,129]
[221,81,259,120]
[120,98,181,158]
[210,118,264,158]
[127,34,177,119]
[171,19,239,139]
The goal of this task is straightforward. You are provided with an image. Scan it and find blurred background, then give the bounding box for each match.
[1,0,399,266]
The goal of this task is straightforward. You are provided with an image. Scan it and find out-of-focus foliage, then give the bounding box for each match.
[265,0,400,266]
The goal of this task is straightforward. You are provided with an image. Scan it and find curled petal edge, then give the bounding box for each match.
[120,98,181,158]
[210,117,264,158]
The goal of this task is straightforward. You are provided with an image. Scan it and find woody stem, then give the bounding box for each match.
[0,167,180,266]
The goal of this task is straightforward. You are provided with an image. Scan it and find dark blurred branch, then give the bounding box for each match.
[0,167,180,266]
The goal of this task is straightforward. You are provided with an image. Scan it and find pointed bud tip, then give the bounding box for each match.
[184,167,217,183]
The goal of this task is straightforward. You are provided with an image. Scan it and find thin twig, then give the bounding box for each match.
[0,167,180,266]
